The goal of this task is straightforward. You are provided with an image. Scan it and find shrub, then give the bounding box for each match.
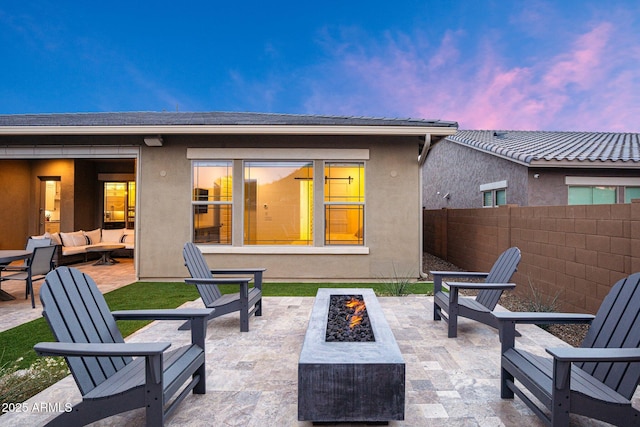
[0,355,69,406]
[523,276,561,330]
[382,263,416,296]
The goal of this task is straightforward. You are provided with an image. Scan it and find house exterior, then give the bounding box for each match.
[0,111,457,281]
[422,130,640,209]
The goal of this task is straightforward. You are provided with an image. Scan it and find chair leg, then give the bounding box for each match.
[29,278,35,309]
[448,308,458,338]
[255,299,262,317]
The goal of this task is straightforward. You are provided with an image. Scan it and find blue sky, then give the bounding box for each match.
[1,1,639,131]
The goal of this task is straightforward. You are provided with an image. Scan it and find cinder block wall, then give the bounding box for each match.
[424,202,640,314]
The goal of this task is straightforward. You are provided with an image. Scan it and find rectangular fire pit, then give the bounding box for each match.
[298,288,405,423]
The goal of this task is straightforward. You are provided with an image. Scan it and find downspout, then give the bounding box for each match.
[418,134,431,279]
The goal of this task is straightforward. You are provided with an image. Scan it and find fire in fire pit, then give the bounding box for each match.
[325,295,375,342]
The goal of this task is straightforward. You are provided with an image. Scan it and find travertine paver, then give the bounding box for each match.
[1,265,637,426]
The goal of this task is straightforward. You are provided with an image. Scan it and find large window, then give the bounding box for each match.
[244,161,313,245]
[568,186,616,205]
[192,161,233,244]
[565,177,640,205]
[191,153,366,248]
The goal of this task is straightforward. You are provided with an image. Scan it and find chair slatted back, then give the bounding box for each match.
[183,242,222,307]
[476,247,521,310]
[30,245,56,276]
[40,267,131,396]
[578,272,640,399]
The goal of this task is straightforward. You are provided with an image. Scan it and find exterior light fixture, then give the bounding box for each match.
[144,135,163,146]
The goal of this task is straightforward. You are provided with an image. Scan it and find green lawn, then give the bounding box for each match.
[0,280,433,370]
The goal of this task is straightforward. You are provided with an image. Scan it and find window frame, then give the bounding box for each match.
[188,148,370,255]
[480,180,507,208]
[565,177,640,205]
[324,161,366,246]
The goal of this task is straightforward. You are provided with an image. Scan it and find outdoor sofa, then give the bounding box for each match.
[31,228,134,266]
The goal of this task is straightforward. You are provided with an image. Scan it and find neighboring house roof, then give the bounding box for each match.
[447,130,640,168]
[0,111,458,136]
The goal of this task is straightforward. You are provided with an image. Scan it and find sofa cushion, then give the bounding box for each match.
[61,245,89,256]
[101,228,124,244]
[45,232,63,246]
[60,231,87,247]
[84,228,102,245]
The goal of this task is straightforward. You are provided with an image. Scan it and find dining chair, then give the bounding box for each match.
[0,245,57,308]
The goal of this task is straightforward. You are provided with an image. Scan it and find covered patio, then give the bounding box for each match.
[0,260,634,426]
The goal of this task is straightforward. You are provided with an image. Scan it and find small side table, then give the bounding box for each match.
[86,245,125,265]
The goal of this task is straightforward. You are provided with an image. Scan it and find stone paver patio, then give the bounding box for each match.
[0,260,634,426]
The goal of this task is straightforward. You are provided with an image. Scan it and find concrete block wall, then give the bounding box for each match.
[424,201,640,314]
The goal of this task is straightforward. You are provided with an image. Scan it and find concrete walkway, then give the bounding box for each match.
[0,258,136,332]
[0,260,635,426]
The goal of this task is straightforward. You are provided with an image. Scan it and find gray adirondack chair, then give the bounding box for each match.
[33,267,214,426]
[495,272,640,426]
[432,246,521,337]
[183,242,266,332]
[0,244,56,308]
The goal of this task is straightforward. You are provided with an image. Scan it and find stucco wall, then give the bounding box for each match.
[422,140,528,209]
[137,134,422,281]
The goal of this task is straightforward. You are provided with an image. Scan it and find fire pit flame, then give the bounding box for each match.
[345,298,366,328]
[325,294,375,342]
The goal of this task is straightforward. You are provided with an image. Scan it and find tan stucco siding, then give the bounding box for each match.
[136,135,421,281]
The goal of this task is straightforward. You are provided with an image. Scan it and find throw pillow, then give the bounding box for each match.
[60,231,87,247]
[84,228,102,245]
[101,228,124,244]
[45,232,63,246]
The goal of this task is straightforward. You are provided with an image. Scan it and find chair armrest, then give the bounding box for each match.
[493,312,595,324]
[547,347,640,363]
[209,268,265,289]
[430,271,488,278]
[34,342,170,357]
[35,342,170,384]
[185,277,252,285]
[111,308,216,350]
[430,271,488,293]
[496,312,594,352]
[446,281,516,290]
[111,308,214,321]
[1,266,28,272]
[210,268,266,274]
[445,282,516,305]
[112,308,213,350]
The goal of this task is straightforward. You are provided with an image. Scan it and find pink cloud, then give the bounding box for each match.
[306,21,640,132]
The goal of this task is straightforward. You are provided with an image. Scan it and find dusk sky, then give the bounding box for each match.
[1,1,639,132]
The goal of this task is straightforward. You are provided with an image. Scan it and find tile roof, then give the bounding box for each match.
[0,111,458,128]
[448,130,640,166]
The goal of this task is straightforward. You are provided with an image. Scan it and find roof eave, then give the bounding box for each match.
[530,159,640,169]
[0,124,458,137]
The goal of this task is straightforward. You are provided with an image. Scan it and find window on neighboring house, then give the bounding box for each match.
[191,153,366,248]
[624,187,640,203]
[324,162,365,245]
[480,180,507,207]
[192,161,233,244]
[568,186,616,205]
